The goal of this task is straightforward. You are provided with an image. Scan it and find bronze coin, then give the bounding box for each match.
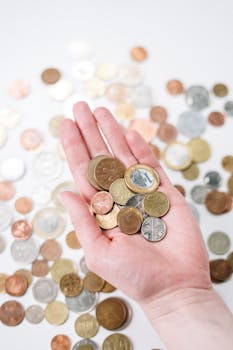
[150,106,168,123]
[117,207,142,235]
[60,273,83,297]
[11,219,33,240]
[96,297,127,330]
[148,143,160,159]
[166,79,184,95]
[15,196,33,214]
[0,181,15,200]
[5,274,28,296]
[31,259,49,277]
[40,239,62,261]
[208,111,225,126]
[213,83,228,97]
[205,190,232,215]
[157,123,177,143]
[0,300,25,326]
[209,259,232,282]
[222,155,233,173]
[83,272,105,292]
[174,184,186,196]
[65,230,81,249]
[41,67,61,84]
[130,46,148,62]
[101,281,117,293]
[51,334,71,350]
[94,157,126,190]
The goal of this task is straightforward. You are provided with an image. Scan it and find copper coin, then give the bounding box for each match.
[117,207,142,235]
[20,128,43,151]
[0,300,25,326]
[5,274,28,296]
[41,68,61,84]
[94,157,126,190]
[15,196,33,214]
[11,219,33,240]
[91,191,114,215]
[213,83,228,97]
[174,184,186,196]
[60,273,83,297]
[83,272,105,292]
[96,297,127,330]
[208,111,225,126]
[148,143,160,159]
[205,190,232,215]
[157,123,177,143]
[0,181,15,200]
[40,239,62,261]
[150,106,168,123]
[65,230,81,249]
[222,155,233,173]
[51,334,71,350]
[32,259,49,277]
[210,259,232,282]
[130,46,148,62]
[166,79,184,95]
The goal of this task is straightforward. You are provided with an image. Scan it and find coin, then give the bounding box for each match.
[96,297,128,330]
[87,155,109,190]
[84,78,106,98]
[9,79,30,99]
[101,281,116,293]
[143,191,170,217]
[83,272,105,292]
[71,61,95,81]
[49,115,65,137]
[157,123,177,143]
[208,111,225,126]
[51,258,77,283]
[163,141,192,170]
[0,107,21,128]
[75,313,99,338]
[150,106,167,123]
[15,196,33,214]
[141,217,167,242]
[185,85,209,110]
[204,171,222,188]
[187,138,211,163]
[102,333,133,350]
[213,83,228,97]
[20,129,44,152]
[33,152,63,181]
[118,63,144,86]
[40,239,62,261]
[32,259,49,277]
[109,179,134,205]
[174,184,186,196]
[80,256,90,275]
[0,125,7,147]
[126,194,148,219]
[222,155,233,173]
[5,274,28,296]
[96,204,120,229]
[128,85,153,108]
[32,183,51,205]
[33,207,66,239]
[129,118,157,143]
[11,219,33,240]
[130,46,148,61]
[41,67,61,84]
[66,230,81,249]
[0,156,26,181]
[48,78,74,101]
[72,339,98,350]
[190,185,210,204]
[0,181,15,201]
[65,288,98,313]
[181,162,199,180]
[91,191,114,215]
[60,273,83,297]
[117,207,142,234]
[209,259,232,282]
[32,278,58,303]
[11,237,39,264]
[105,83,127,103]
[125,164,159,194]
[228,175,233,195]
[177,111,206,137]
[166,80,184,95]
[15,269,33,285]
[25,305,44,324]
[205,190,232,215]
[148,143,160,159]
[0,273,8,293]
[207,231,231,255]
[52,181,78,211]
[51,334,71,350]
[96,62,118,81]
[0,300,25,326]
[224,101,233,116]
[115,103,135,121]
[94,157,125,190]
[45,301,69,325]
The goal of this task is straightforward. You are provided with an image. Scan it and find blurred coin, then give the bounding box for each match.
[0,107,21,128]
[32,183,51,205]
[33,152,63,181]
[207,231,231,255]
[102,333,133,350]
[143,191,169,217]
[222,155,233,173]
[60,273,83,297]
[117,207,142,234]
[47,79,74,101]
[0,273,8,293]
[15,196,33,214]
[71,61,95,81]
[96,297,128,330]
[49,115,65,137]
[33,207,66,239]
[130,118,157,142]
[0,300,25,326]
[41,68,61,84]
[75,313,99,338]
[126,194,148,219]
[51,334,71,350]
[105,83,127,103]
[130,46,148,62]
[68,40,93,60]
[128,85,153,108]
[94,157,125,190]
[11,219,32,240]
[190,184,210,204]
[32,259,49,277]
[205,190,232,215]
[25,305,44,324]
[51,258,77,283]
[15,269,33,285]
[72,339,98,350]
[188,202,200,222]
[125,164,159,194]
[79,256,90,275]
[204,171,222,188]
[9,80,30,99]
[11,237,39,264]
[177,111,206,137]
[32,278,58,303]
[96,204,120,229]
[213,83,228,97]
[227,175,233,195]
[0,181,15,200]
[91,191,113,215]
[40,239,62,261]
[0,236,5,254]
[0,202,13,231]
[115,102,135,121]
[166,79,184,95]
[45,301,69,325]
[209,259,232,282]
[157,123,177,143]
[224,101,233,116]
[84,78,105,99]
[163,141,192,170]
[65,288,98,313]
[185,85,209,110]
[0,156,25,181]
[118,63,144,86]
[208,111,225,126]
[52,181,78,211]
[181,162,199,181]
[5,274,28,296]
[141,217,166,242]
[96,62,118,81]
[20,128,44,152]
[149,143,161,159]
[0,125,7,147]
[150,106,168,123]
[66,230,81,249]
[188,138,211,163]
[109,178,134,205]
[84,272,105,292]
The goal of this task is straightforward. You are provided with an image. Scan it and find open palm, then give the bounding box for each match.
[60,102,211,304]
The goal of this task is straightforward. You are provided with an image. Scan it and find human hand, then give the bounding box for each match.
[60,102,211,305]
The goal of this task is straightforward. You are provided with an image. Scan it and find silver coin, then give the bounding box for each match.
[0,202,13,232]
[203,171,222,188]
[11,237,39,264]
[126,194,148,219]
[0,235,5,253]
[224,101,233,116]
[128,85,153,108]
[32,278,58,303]
[141,217,166,242]
[72,339,98,350]
[130,169,154,189]
[188,202,200,222]
[185,85,210,110]
[25,305,44,324]
[177,111,206,137]
[65,288,98,313]
[190,185,210,204]
[32,207,66,239]
[207,231,231,255]
[33,152,63,181]
[79,256,90,275]
[0,156,26,181]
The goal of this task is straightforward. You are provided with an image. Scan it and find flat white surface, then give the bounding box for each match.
[0,0,233,349]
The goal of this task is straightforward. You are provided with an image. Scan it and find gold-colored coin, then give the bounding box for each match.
[115,103,135,121]
[87,155,109,190]
[124,164,160,194]
[143,191,170,217]
[102,333,133,350]
[181,162,199,180]
[109,178,135,205]
[49,115,65,137]
[222,155,233,173]
[0,273,8,293]
[101,281,117,293]
[227,175,233,195]
[65,230,81,249]
[163,141,192,170]
[50,258,77,283]
[187,138,211,163]
[96,204,120,229]
[60,273,83,297]
[74,313,99,338]
[45,301,69,325]
[15,269,33,285]
[83,271,105,292]
[96,297,128,330]
[117,207,143,235]
[213,83,228,97]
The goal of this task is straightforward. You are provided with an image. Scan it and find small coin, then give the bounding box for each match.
[209,259,232,282]
[15,196,33,214]
[130,46,148,61]
[143,191,170,217]
[47,79,74,101]
[33,152,63,181]
[174,184,186,196]
[96,204,120,229]
[51,258,77,283]
[75,313,99,338]
[126,194,148,219]
[105,83,128,103]
[0,273,9,293]
[11,219,33,240]
[125,164,159,194]
[163,141,192,170]
[177,111,206,137]
[102,333,133,350]
[157,123,177,143]
[0,125,7,147]
[87,155,109,190]
[40,239,62,261]
[80,256,90,275]
[0,107,21,129]
[117,207,142,235]
[166,80,184,95]
[49,115,65,138]
[190,185,210,204]
[11,237,39,264]
[203,171,222,189]
[141,217,167,242]
[96,62,118,81]
[118,63,144,86]
[181,162,199,181]
[207,231,231,255]
[222,155,233,173]
[84,78,106,98]
[72,339,98,350]
[101,281,116,293]
[83,272,105,292]
[71,61,95,81]
[0,300,25,326]
[96,297,128,330]
[205,190,232,215]
[128,85,153,108]
[228,175,233,195]
[45,301,69,325]
[15,269,33,285]
[9,79,30,99]
[213,83,228,97]
[52,181,78,211]
[32,207,66,239]
[32,278,58,303]
[25,305,44,324]
[91,191,114,214]
[60,273,83,297]
[224,101,233,116]
[51,334,71,350]
[5,274,28,296]
[32,259,49,277]
[66,231,81,249]
[65,288,98,313]
[94,157,126,190]
[20,129,44,152]
[0,181,15,200]
[115,103,135,121]
[150,106,168,123]
[208,111,225,126]
[109,178,134,205]
[187,138,211,163]
[185,85,209,110]
[148,143,161,159]
[41,67,61,84]
[0,156,26,181]
[129,118,157,143]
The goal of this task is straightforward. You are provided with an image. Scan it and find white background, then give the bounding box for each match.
[0,0,233,349]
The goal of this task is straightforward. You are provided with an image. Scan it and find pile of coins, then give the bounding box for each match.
[88,156,170,242]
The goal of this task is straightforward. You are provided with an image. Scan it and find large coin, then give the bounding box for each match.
[181,162,199,180]
[102,333,133,350]
[0,300,25,326]
[126,194,148,219]
[87,155,109,190]
[185,85,209,110]
[11,237,39,264]
[65,288,98,313]
[60,273,83,297]
[96,297,128,330]
[45,301,69,325]
[209,259,232,282]
[205,190,232,214]
[187,138,211,163]
[117,207,142,234]
[72,339,98,350]
[74,313,99,338]
[124,164,159,194]
[177,111,206,137]
[32,278,58,303]
[109,178,135,205]
[141,217,167,242]
[143,191,169,217]
[207,231,231,255]
[96,204,120,229]
[25,305,44,324]
[32,207,66,239]
[94,157,126,190]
